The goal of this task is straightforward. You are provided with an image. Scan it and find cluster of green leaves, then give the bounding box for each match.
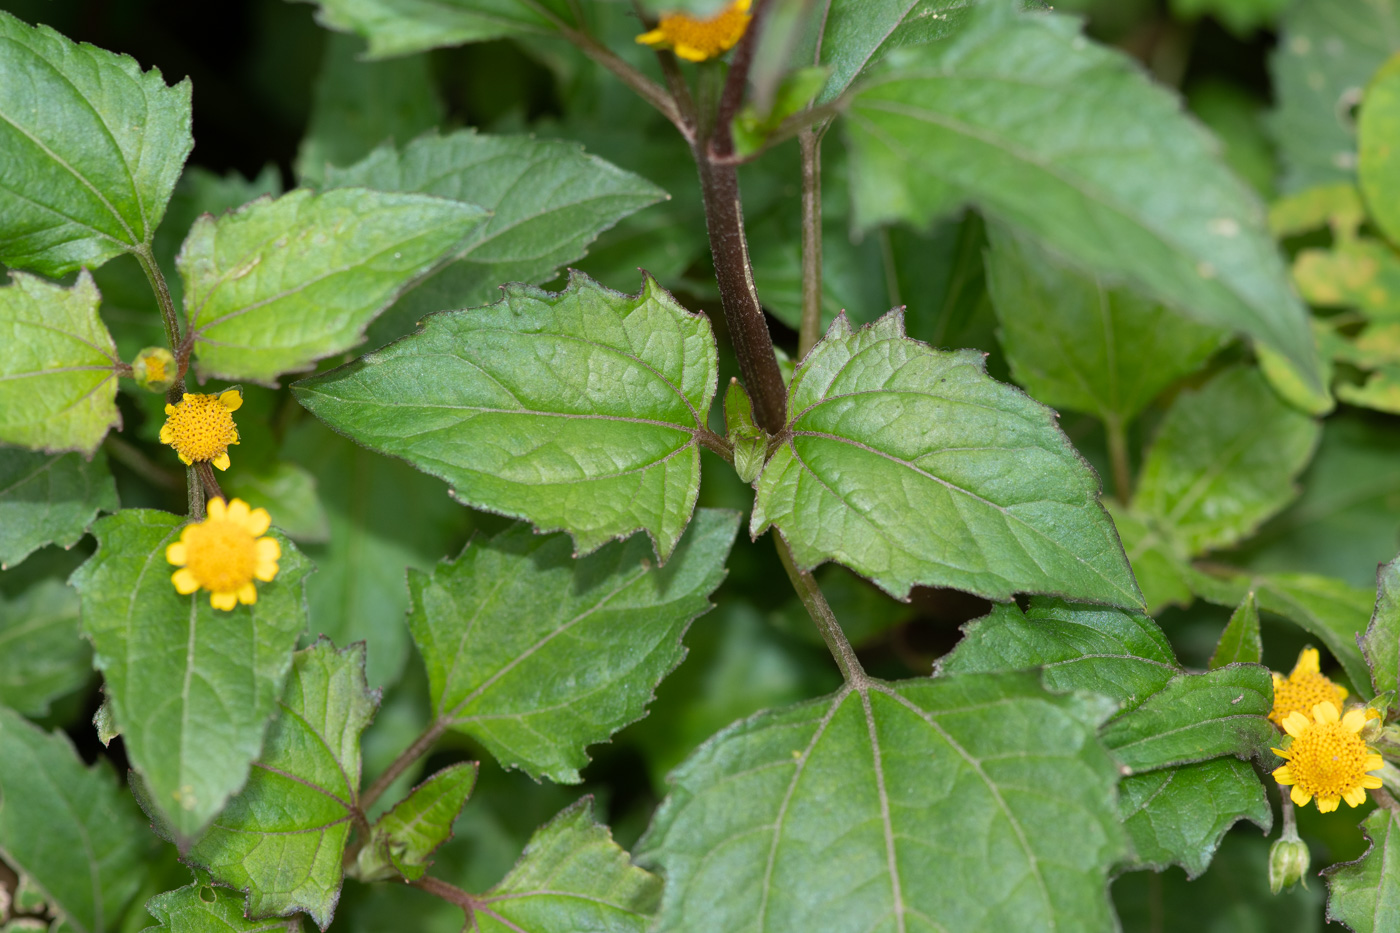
[5,0,1400,930]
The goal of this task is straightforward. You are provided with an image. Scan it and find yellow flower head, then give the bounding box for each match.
[159,389,242,470]
[1272,701,1384,813]
[636,0,751,62]
[1270,646,1347,726]
[167,497,281,611]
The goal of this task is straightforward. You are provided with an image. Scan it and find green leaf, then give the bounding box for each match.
[473,798,660,933]
[1187,80,1277,198]
[1133,366,1320,556]
[71,509,312,842]
[0,705,153,933]
[637,673,1126,932]
[794,0,972,106]
[1363,556,1400,698]
[357,763,476,882]
[1169,0,1287,35]
[409,509,737,782]
[0,271,121,454]
[181,187,488,384]
[141,884,302,933]
[751,311,1143,607]
[0,446,118,569]
[0,10,191,277]
[295,32,444,185]
[0,579,90,717]
[1236,414,1400,587]
[1211,591,1263,669]
[1191,568,1375,695]
[187,641,379,931]
[321,130,666,345]
[223,462,330,544]
[1118,757,1271,878]
[844,2,1323,392]
[1360,55,1400,245]
[1325,807,1400,932]
[1097,666,1275,774]
[985,224,1226,427]
[282,419,471,688]
[1107,502,1196,614]
[1270,0,1400,194]
[937,599,1178,712]
[298,0,566,58]
[295,272,718,562]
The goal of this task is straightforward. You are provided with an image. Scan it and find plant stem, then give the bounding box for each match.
[798,128,823,359]
[187,465,205,520]
[361,721,448,811]
[774,532,867,684]
[1105,415,1132,503]
[1280,796,1298,839]
[104,433,179,488]
[195,461,225,502]
[412,875,477,923]
[133,246,181,361]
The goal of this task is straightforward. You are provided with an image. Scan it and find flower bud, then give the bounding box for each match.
[1269,837,1311,894]
[131,346,176,393]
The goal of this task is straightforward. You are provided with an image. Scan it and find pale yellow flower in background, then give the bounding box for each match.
[1270,646,1348,726]
[159,389,242,470]
[167,497,281,611]
[1272,701,1384,813]
[636,0,751,62]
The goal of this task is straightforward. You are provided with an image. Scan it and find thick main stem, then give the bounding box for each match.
[774,532,866,684]
[798,129,823,359]
[695,157,788,432]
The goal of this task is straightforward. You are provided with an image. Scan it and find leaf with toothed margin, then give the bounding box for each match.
[844,0,1323,398]
[1118,757,1271,879]
[0,271,122,455]
[472,798,661,932]
[293,271,719,562]
[0,10,191,278]
[635,671,1127,932]
[750,310,1143,608]
[140,883,302,933]
[355,763,477,882]
[185,640,379,931]
[0,705,155,933]
[408,510,737,783]
[1362,556,1400,699]
[0,445,118,570]
[1325,806,1400,932]
[180,187,488,385]
[71,509,312,844]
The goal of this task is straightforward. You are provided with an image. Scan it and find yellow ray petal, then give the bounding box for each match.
[1364,775,1385,789]
[207,497,227,521]
[172,568,200,595]
[212,452,231,471]
[226,499,250,525]
[1283,711,1311,738]
[1343,708,1368,732]
[1314,701,1340,724]
[219,389,243,411]
[1366,755,1386,772]
[1293,647,1321,676]
[1317,795,1340,813]
[210,590,237,611]
[159,425,174,444]
[1290,787,1312,807]
[247,508,271,537]
[166,542,187,566]
[237,582,258,605]
[1272,765,1294,784]
[1344,787,1368,807]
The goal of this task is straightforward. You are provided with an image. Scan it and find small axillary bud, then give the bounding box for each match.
[130,345,177,393]
[725,377,769,484]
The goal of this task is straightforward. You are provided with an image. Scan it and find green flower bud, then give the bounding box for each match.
[724,378,769,484]
[1269,837,1310,894]
[131,346,177,393]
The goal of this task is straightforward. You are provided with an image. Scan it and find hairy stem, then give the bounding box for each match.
[187,465,205,520]
[413,875,477,923]
[1105,415,1132,503]
[361,720,448,811]
[798,129,823,359]
[774,532,867,684]
[195,461,225,503]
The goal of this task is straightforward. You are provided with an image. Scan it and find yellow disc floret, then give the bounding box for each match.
[636,0,751,62]
[1270,646,1348,726]
[159,389,242,470]
[167,497,281,611]
[1272,701,1384,813]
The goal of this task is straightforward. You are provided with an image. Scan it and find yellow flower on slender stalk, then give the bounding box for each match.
[167,497,281,611]
[1270,646,1348,726]
[636,0,751,62]
[1272,701,1384,813]
[159,389,242,470]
